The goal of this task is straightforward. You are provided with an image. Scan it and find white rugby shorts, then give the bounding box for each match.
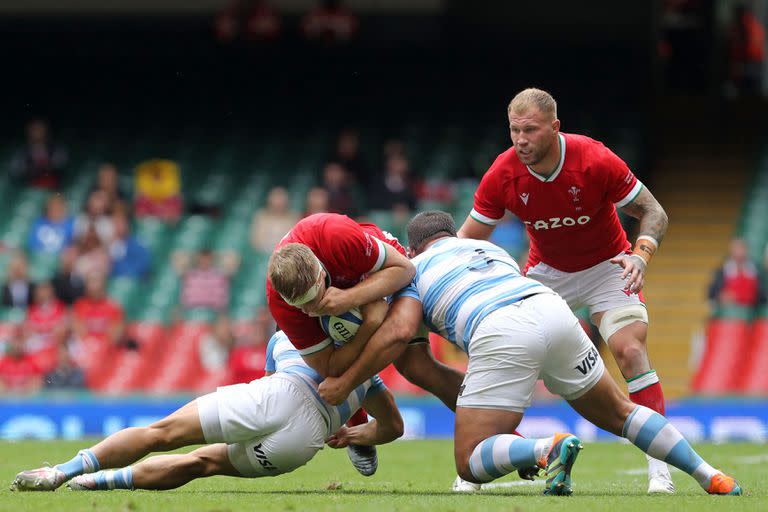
[457,293,605,412]
[197,374,326,478]
[526,253,646,317]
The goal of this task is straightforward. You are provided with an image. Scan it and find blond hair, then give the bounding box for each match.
[508,88,557,120]
[268,243,321,302]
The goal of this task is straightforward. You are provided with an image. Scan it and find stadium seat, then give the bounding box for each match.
[740,308,768,394]
[691,307,752,394]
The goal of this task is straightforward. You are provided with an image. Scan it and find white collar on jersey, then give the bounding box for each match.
[526,133,566,183]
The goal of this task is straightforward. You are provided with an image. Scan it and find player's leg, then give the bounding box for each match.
[10,399,205,491]
[393,341,465,411]
[68,444,240,491]
[453,301,582,496]
[566,370,741,495]
[539,293,740,496]
[592,304,671,491]
[581,255,670,492]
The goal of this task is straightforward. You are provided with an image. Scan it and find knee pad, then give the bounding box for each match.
[598,304,648,342]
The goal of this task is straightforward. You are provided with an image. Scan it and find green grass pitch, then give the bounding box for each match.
[0,439,764,511]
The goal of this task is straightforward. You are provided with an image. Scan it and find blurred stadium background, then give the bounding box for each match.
[0,0,767,443]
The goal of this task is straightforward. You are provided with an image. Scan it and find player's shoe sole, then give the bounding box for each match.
[347,444,378,476]
[707,473,742,496]
[10,467,66,492]
[541,433,583,496]
[67,474,98,491]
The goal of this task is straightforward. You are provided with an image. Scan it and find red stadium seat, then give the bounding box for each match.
[739,318,768,394]
[691,318,751,394]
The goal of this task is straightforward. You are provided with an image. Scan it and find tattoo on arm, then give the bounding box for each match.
[620,187,669,245]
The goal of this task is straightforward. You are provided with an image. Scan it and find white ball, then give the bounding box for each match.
[319,307,363,344]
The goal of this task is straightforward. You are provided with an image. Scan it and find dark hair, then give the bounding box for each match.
[407,211,457,252]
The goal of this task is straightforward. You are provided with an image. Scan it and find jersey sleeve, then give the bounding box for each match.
[597,144,644,208]
[264,333,279,372]
[394,280,421,302]
[365,374,387,397]
[267,287,332,356]
[333,219,387,274]
[470,159,507,226]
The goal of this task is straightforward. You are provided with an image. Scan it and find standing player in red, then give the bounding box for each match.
[457,88,673,494]
[267,212,465,475]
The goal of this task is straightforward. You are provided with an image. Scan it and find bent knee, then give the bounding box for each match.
[612,340,647,370]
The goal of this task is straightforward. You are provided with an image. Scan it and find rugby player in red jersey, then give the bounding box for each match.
[457,88,673,494]
[267,213,465,476]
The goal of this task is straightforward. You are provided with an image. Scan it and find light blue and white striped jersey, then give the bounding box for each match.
[265,331,386,434]
[397,237,553,352]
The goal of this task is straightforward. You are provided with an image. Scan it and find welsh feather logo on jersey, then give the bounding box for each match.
[519,192,530,205]
[568,186,581,202]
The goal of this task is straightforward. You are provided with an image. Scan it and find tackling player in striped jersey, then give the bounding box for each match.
[319,211,741,496]
[11,331,402,492]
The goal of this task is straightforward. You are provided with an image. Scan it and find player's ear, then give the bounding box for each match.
[552,118,561,132]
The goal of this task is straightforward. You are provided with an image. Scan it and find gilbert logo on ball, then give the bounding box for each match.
[319,308,363,344]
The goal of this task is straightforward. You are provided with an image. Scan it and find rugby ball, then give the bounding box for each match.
[319,307,363,344]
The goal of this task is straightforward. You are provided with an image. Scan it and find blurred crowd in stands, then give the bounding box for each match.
[709,237,768,314]
[1,117,515,395]
[214,0,358,45]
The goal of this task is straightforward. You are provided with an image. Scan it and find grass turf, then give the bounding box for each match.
[0,439,763,512]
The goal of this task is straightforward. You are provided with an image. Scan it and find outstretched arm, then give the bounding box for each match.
[318,297,423,405]
[613,187,669,293]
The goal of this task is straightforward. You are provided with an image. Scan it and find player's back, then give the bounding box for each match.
[401,237,553,351]
[265,331,385,433]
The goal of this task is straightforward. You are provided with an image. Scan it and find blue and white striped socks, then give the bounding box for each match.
[622,405,717,489]
[55,449,100,479]
[468,434,551,483]
[89,467,134,490]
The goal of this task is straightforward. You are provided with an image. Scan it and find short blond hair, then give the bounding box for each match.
[508,88,557,120]
[268,243,321,302]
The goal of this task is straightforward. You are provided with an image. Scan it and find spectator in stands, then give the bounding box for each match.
[214,0,240,42]
[199,314,235,372]
[72,273,125,348]
[727,3,766,95]
[2,252,35,309]
[227,308,269,384]
[52,246,86,305]
[180,249,230,313]
[250,186,300,252]
[301,0,358,44]
[0,325,42,394]
[245,0,281,40]
[322,161,358,217]
[368,154,418,212]
[708,237,767,310]
[134,159,183,223]
[109,213,150,279]
[330,129,369,185]
[28,194,75,255]
[90,163,129,215]
[75,189,115,245]
[304,187,330,217]
[43,344,86,390]
[25,281,69,373]
[9,119,68,190]
[74,226,111,279]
